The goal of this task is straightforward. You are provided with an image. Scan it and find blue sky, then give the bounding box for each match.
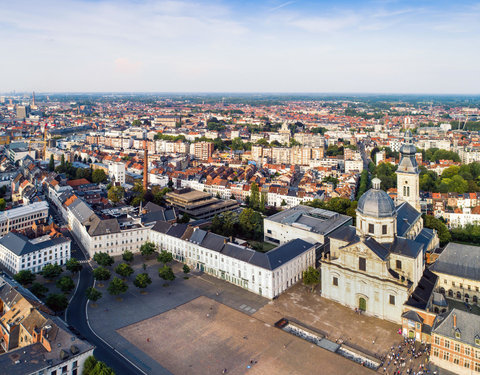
[0,0,479,93]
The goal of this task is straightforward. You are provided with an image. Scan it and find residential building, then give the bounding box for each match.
[0,201,49,236]
[108,162,126,184]
[0,275,94,374]
[430,309,480,374]
[149,222,316,299]
[192,141,214,161]
[430,242,480,305]
[0,232,71,273]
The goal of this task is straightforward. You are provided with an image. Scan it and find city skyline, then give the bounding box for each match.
[1,0,480,93]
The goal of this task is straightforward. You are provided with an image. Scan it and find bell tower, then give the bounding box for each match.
[396,131,420,212]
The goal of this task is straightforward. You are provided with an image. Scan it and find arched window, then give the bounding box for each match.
[439,287,445,295]
[448,290,453,297]
[456,291,462,299]
[473,295,478,304]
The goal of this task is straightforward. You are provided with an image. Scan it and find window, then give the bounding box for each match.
[465,347,471,356]
[382,225,387,235]
[61,365,67,374]
[443,351,449,361]
[445,340,450,349]
[453,356,459,365]
[433,348,439,357]
[396,260,402,270]
[475,362,480,372]
[368,224,374,234]
[389,295,395,305]
[359,257,366,271]
[455,343,460,352]
[333,277,338,286]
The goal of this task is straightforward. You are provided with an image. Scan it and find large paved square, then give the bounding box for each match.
[118,296,372,375]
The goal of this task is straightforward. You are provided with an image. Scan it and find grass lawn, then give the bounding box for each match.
[248,241,277,253]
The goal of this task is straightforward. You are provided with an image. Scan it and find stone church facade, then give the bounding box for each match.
[321,132,438,323]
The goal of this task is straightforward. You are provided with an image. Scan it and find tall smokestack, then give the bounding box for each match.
[453,313,457,329]
[143,138,148,192]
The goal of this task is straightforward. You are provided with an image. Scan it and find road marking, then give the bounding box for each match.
[86,280,148,375]
[65,271,82,324]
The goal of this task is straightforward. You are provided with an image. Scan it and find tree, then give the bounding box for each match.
[46,293,68,312]
[56,276,75,293]
[92,169,107,184]
[107,185,125,203]
[82,356,115,375]
[239,208,263,240]
[86,287,102,302]
[93,266,111,281]
[29,282,48,298]
[115,263,134,278]
[122,250,134,263]
[281,199,287,207]
[0,198,6,211]
[157,250,173,265]
[41,263,63,279]
[49,154,55,171]
[303,267,321,292]
[140,241,156,258]
[183,264,190,274]
[14,270,36,285]
[107,277,128,296]
[66,258,82,274]
[423,215,451,245]
[93,252,114,267]
[83,355,98,375]
[249,182,260,210]
[176,213,190,223]
[159,265,175,282]
[133,273,152,289]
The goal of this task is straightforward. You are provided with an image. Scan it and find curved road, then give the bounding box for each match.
[64,234,145,375]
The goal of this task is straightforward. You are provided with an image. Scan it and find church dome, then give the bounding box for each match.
[357,178,396,218]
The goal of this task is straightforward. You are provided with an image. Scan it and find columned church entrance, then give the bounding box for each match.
[359,297,367,312]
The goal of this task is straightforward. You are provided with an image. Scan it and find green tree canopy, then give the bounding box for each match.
[93,252,114,267]
[133,273,152,289]
[14,270,36,285]
[92,169,108,184]
[157,250,173,265]
[107,185,125,203]
[238,208,263,240]
[107,277,128,296]
[183,264,190,274]
[46,293,68,312]
[140,241,157,257]
[93,266,111,281]
[41,263,63,279]
[303,266,321,292]
[423,215,451,245]
[66,258,83,274]
[159,265,175,282]
[122,250,134,263]
[29,282,48,298]
[56,276,75,293]
[115,263,134,278]
[86,287,102,302]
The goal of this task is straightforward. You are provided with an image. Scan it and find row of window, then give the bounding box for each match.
[443,278,480,292]
[432,348,480,371]
[435,336,480,354]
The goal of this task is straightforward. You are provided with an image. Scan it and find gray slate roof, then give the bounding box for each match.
[430,242,480,281]
[357,188,396,218]
[396,202,421,237]
[0,233,70,256]
[432,308,480,347]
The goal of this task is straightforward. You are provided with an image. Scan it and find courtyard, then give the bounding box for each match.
[118,296,372,375]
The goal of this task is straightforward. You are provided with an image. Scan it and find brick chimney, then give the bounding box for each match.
[143,139,148,192]
[453,313,457,328]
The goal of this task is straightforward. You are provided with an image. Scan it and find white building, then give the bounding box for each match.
[149,222,316,299]
[0,201,49,236]
[264,205,352,246]
[320,134,439,324]
[108,162,126,184]
[0,232,71,273]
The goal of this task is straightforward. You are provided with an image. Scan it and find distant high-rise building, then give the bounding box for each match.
[193,141,214,161]
[16,105,29,119]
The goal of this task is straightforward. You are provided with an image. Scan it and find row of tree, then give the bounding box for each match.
[211,208,264,241]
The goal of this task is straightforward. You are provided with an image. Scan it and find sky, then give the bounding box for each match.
[0,0,479,93]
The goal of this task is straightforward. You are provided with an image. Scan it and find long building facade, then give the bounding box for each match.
[149,221,316,299]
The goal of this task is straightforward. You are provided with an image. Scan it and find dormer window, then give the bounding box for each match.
[455,330,461,339]
[475,335,480,346]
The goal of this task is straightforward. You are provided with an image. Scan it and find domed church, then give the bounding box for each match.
[320,132,439,323]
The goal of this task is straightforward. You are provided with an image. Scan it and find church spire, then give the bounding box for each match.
[396,131,420,212]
